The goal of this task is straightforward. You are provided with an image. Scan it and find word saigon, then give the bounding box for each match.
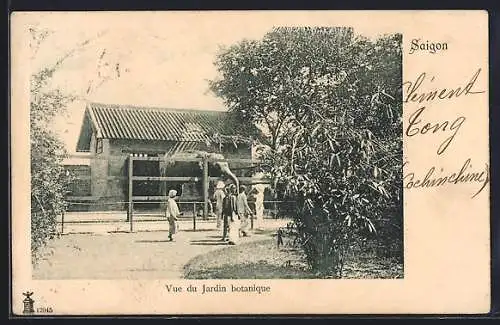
[409,38,448,54]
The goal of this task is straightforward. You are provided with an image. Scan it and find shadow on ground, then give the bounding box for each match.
[184,261,317,279]
[183,239,315,279]
[183,238,404,280]
[190,239,229,246]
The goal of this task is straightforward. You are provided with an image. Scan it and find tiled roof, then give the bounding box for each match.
[86,102,231,142]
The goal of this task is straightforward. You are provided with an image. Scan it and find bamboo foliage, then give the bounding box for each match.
[211,27,403,276]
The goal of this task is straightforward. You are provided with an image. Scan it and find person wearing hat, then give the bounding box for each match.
[165,189,181,241]
[213,181,226,229]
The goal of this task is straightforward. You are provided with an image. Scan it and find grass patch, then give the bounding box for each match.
[183,238,403,279]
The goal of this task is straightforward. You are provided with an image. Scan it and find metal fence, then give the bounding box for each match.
[60,199,295,234]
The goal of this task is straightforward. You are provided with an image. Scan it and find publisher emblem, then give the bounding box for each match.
[22,291,35,314]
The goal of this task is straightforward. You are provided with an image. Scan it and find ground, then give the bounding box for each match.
[33,219,289,279]
[183,236,403,279]
[34,218,403,280]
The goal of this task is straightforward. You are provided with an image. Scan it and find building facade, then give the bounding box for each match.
[72,102,253,210]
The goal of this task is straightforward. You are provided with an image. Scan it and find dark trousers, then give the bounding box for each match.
[222,214,229,239]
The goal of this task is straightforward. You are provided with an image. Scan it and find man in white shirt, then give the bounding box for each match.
[236,185,253,237]
[213,181,226,229]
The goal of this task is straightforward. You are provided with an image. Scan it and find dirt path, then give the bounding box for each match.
[33,220,288,280]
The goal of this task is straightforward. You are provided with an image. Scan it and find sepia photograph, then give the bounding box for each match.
[27,15,403,281]
[11,11,489,315]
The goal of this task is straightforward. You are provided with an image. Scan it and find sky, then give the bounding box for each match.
[20,11,398,155]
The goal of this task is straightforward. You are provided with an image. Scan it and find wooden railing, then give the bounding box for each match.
[64,154,272,232]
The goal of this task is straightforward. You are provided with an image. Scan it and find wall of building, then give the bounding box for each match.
[89,132,110,201]
[65,165,91,196]
[89,138,253,210]
[107,139,178,209]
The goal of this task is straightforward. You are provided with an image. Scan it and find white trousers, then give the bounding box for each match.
[239,214,250,234]
[255,202,264,229]
[228,218,240,244]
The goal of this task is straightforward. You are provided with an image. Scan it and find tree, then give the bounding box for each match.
[29,27,111,261]
[211,27,402,276]
[211,27,357,150]
[30,69,73,260]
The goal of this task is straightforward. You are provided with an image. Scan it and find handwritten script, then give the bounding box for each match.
[403,68,488,198]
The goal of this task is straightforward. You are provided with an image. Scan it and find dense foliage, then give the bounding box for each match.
[30,67,74,261]
[211,27,403,276]
[29,28,113,261]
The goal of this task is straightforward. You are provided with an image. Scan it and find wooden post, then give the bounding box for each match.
[128,156,134,232]
[202,157,209,221]
[193,202,197,231]
[61,210,65,234]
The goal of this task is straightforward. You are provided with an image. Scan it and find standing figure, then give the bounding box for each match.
[213,181,226,229]
[226,185,240,245]
[237,185,253,237]
[165,189,181,241]
[253,184,265,230]
[221,184,232,241]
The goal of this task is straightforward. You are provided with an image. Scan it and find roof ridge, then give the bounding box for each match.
[88,102,227,114]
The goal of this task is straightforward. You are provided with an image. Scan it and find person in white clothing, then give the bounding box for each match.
[213,181,226,229]
[237,185,253,237]
[226,185,240,245]
[252,184,265,230]
[165,189,181,241]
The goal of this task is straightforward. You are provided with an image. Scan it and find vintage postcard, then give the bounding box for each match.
[10,10,489,315]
